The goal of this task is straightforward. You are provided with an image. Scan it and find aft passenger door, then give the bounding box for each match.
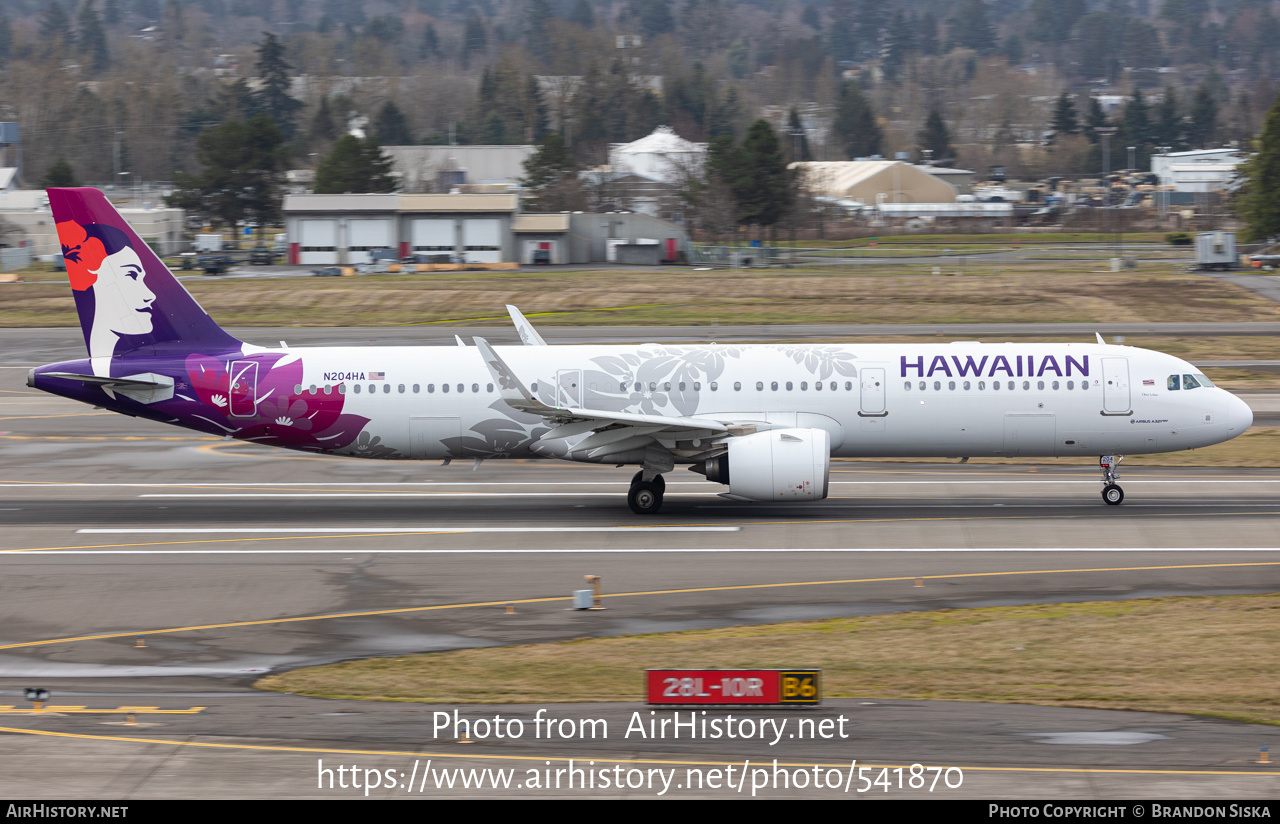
[1102,357,1131,414]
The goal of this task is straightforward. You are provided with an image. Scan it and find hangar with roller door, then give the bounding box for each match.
[283,193,688,265]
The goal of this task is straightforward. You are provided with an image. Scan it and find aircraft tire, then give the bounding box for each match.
[629,471,665,493]
[1102,484,1124,505]
[628,481,663,515]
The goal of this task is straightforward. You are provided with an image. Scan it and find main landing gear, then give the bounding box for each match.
[628,470,665,515]
[1100,455,1124,505]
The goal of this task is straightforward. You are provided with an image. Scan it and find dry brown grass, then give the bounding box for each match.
[257,594,1280,724]
[3,263,1276,328]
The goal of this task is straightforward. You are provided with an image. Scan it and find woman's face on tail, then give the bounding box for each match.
[93,246,154,335]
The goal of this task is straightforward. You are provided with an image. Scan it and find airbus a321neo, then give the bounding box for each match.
[28,187,1253,513]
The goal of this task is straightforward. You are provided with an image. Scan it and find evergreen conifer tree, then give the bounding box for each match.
[1051,92,1079,137]
[254,32,302,141]
[313,135,397,194]
[1234,99,1280,241]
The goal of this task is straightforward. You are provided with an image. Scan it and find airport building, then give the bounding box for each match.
[791,160,959,204]
[281,193,690,265]
[1151,148,1244,193]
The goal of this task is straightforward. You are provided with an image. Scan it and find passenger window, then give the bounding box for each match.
[734,382,742,391]
[383,384,391,393]
[338,384,346,394]
[801,381,809,390]
[1081,382,1089,390]
[456,384,463,393]
[993,381,1000,390]
[933,381,940,390]
[948,381,955,390]
[830,381,837,391]
[978,381,985,390]
[1007,381,1015,390]
[428,384,434,393]
[963,381,970,390]
[1168,375,1181,391]
[412,384,419,393]
[694,381,701,391]
[294,384,302,394]
[1183,374,1200,390]
[353,384,360,394]
[324,384,332,394]
[786,381,793,390]
[1067,381,1074,390]
[442,383,450,393]
[679,382,686,391]
[816,381,823,391]
[1051,381,1059,390]
[487,383,493,392]
[472,384,479,393]
[771,381,778,391]
[710,382,718,391]
[398,384,405,394]
[756,381,763,391]
[635,382,642,392]
[649,382,656,391]
[619,383,627,392]
[845,381,852,390]
[904,382,911,390]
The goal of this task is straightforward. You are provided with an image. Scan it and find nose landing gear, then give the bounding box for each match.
[1100,455,1124,505]
[628,470,666,514]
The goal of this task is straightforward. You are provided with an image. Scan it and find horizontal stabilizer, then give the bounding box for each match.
[42,371,174,404]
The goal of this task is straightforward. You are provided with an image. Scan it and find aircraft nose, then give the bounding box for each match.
[1229,392,1254,431]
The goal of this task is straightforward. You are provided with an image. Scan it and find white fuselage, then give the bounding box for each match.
[284,341,1252,462]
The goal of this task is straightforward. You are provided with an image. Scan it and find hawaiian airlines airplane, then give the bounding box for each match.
[28,188,1253,513]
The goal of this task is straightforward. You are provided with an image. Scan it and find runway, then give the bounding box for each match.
[1,329,1278,798]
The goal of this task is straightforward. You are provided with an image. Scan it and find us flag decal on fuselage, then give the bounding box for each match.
[369,371,385,380]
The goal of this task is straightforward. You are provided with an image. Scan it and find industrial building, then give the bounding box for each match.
[1151,148,1244,193]
[282,193,689,265]
[791,160,958,204]
[0,189,185,267]
[382,145,536,193]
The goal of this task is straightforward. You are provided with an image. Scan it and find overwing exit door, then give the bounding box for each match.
[557,370,582,408]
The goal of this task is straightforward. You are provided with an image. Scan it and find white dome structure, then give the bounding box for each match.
[608,126,707,187]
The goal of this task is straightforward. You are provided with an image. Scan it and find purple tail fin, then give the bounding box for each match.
[48,187,240,360]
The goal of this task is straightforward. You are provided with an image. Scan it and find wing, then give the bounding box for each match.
[473,337,750,461]
[506,304,547,346]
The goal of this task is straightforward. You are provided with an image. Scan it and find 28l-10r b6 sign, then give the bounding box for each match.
[646,669,821,705]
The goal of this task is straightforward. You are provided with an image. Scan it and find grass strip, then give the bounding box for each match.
[257,594,1280,724]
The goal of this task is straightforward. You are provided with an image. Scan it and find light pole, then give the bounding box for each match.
[1095,126,1118,259]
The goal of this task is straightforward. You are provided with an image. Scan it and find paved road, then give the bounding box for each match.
[1,329,1279,798]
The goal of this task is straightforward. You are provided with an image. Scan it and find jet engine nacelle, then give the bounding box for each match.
[697,427,830,502]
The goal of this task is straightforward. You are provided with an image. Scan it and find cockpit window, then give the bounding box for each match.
[1194,373,1214,387]
[1183,374,1201,390]
[1168,374,1180,391]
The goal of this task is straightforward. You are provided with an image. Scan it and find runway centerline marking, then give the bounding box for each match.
[0,725,1275,778]
[3,559,1280,651]
[30,546,1280,554]
[75,527,741,535]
